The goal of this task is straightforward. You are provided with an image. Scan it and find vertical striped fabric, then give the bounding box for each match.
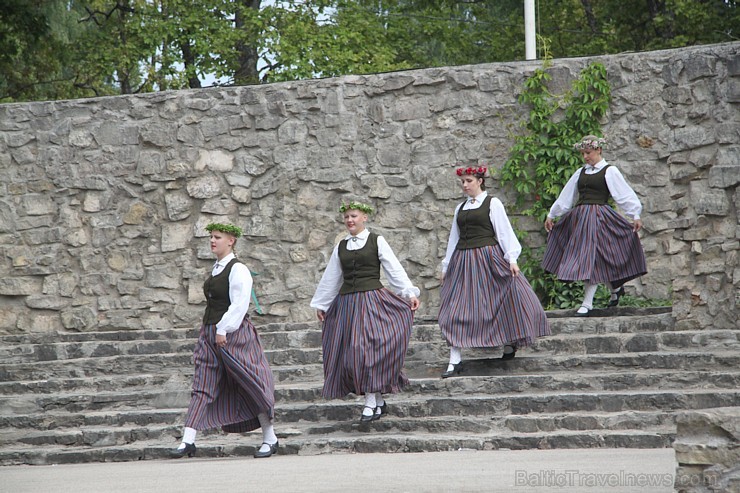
[542,204,647,287]
[184,316,275,433]
[438,244,550,348]
[321,288,413,399]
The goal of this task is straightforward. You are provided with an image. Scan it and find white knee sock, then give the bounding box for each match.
[375,392,385,407]
[180,427,197,448]
[446,347,462,372]
[581,282,598,310]
[257,413,277,446]
[362,393,377,416]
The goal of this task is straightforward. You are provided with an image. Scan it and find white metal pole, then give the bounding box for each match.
[524,0,536,60]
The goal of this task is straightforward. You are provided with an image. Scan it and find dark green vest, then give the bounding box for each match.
[202,257,240,324]
[338,232,384,295]
[455,195,498,250]
[576,165,611,206]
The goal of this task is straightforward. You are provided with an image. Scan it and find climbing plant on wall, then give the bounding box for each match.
[499,61,611,310]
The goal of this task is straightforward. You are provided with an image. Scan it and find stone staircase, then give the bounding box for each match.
[1,306,739,465]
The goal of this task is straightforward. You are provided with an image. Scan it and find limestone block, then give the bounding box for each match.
[201,197,237,216]
[194,149,234,172]
[272,146,308,171]
[123,202,150,225]
[669,127,716,152]
[694,192,730,216]
[164,192,192,221]
[60,306,97,331]
[20,194,55,216]
[709,165,740,189]
[186,175,221,199]
[391,100,431,121]
[188,281,206,304]
[145,268,180,290]
[0,277,41,295]
[277,120,308,144]
[139,287,176,304]
[42,273,78,297]
[684,54,718,81]
[161,223,192,252]
[24,295,68,310]
[136,151,164,175]
[176,124,205,146]
[231,187,251,204]
[92,123,138,146]
[663,86,693,104]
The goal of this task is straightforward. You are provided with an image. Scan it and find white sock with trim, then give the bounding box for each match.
[581,282,598,310]
[446,347,462,372]
[362,393,377,416]
[179,427,197,449]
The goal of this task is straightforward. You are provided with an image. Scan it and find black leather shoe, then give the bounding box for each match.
[574,306,591,317]
[608,287,625,307]
[375,402,387,419]
[254,440,278,458]
[441,362,463,379]
[360,406,376,422]
[501,345,517,360]
[169,442,196,459]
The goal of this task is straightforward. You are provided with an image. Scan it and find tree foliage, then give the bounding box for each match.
[499,61,612,309]
[1,0,737,102]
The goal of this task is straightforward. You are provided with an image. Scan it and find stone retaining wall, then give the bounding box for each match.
[0,42,737,333]
[674,408,740,493]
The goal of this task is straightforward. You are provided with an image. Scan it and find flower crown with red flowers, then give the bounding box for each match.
[456,166,487,177]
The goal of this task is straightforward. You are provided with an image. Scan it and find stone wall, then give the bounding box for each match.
[0,42,737,334]
[674,408,740,493]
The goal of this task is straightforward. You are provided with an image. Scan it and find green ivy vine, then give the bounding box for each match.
[498,61,611,309]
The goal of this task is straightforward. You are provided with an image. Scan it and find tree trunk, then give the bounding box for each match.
[580,0,599,35]
[180,40,202,88]
[234,0,261,85]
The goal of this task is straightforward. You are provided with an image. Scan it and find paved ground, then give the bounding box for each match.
[2,448,678,493]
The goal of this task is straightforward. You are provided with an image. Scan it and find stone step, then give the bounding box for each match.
[2,379,736,421]
[0,428,676,466]
[3,369,738,432]
[273,389,740,423]
[2,349,738,383]
[0,408,681,451]
[0,310,673,350]
[405,329,740,362]
[2,322,733,366]
[404,351,740,379]
[2,367,739,407]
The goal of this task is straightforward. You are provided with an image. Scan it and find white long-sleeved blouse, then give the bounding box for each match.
[546,159,642,220]
[210,252,253,336]
[441,191,522,274]
[310,229,420,312]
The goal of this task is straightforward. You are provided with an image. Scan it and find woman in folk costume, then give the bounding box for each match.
[543,135,647,316]
[170,223,278,459]
[310,202,420,422]
[438,166,550,378]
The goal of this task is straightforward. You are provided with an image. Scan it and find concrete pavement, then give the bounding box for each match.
[1,448,678,493]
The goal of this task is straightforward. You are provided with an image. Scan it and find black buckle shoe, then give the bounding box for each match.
[254,440,279,458]
[169,442,196,459]
[501,345,517,360]
[574,306,591,317]
[375,402,387,419]
[608,287,625,307]
[360,405,377,422]
[441,362,463,379]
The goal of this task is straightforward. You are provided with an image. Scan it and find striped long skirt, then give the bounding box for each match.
[542,204,647,287]
[438,244,550,348]
[321,288,413,399]
[184,316,275,433]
